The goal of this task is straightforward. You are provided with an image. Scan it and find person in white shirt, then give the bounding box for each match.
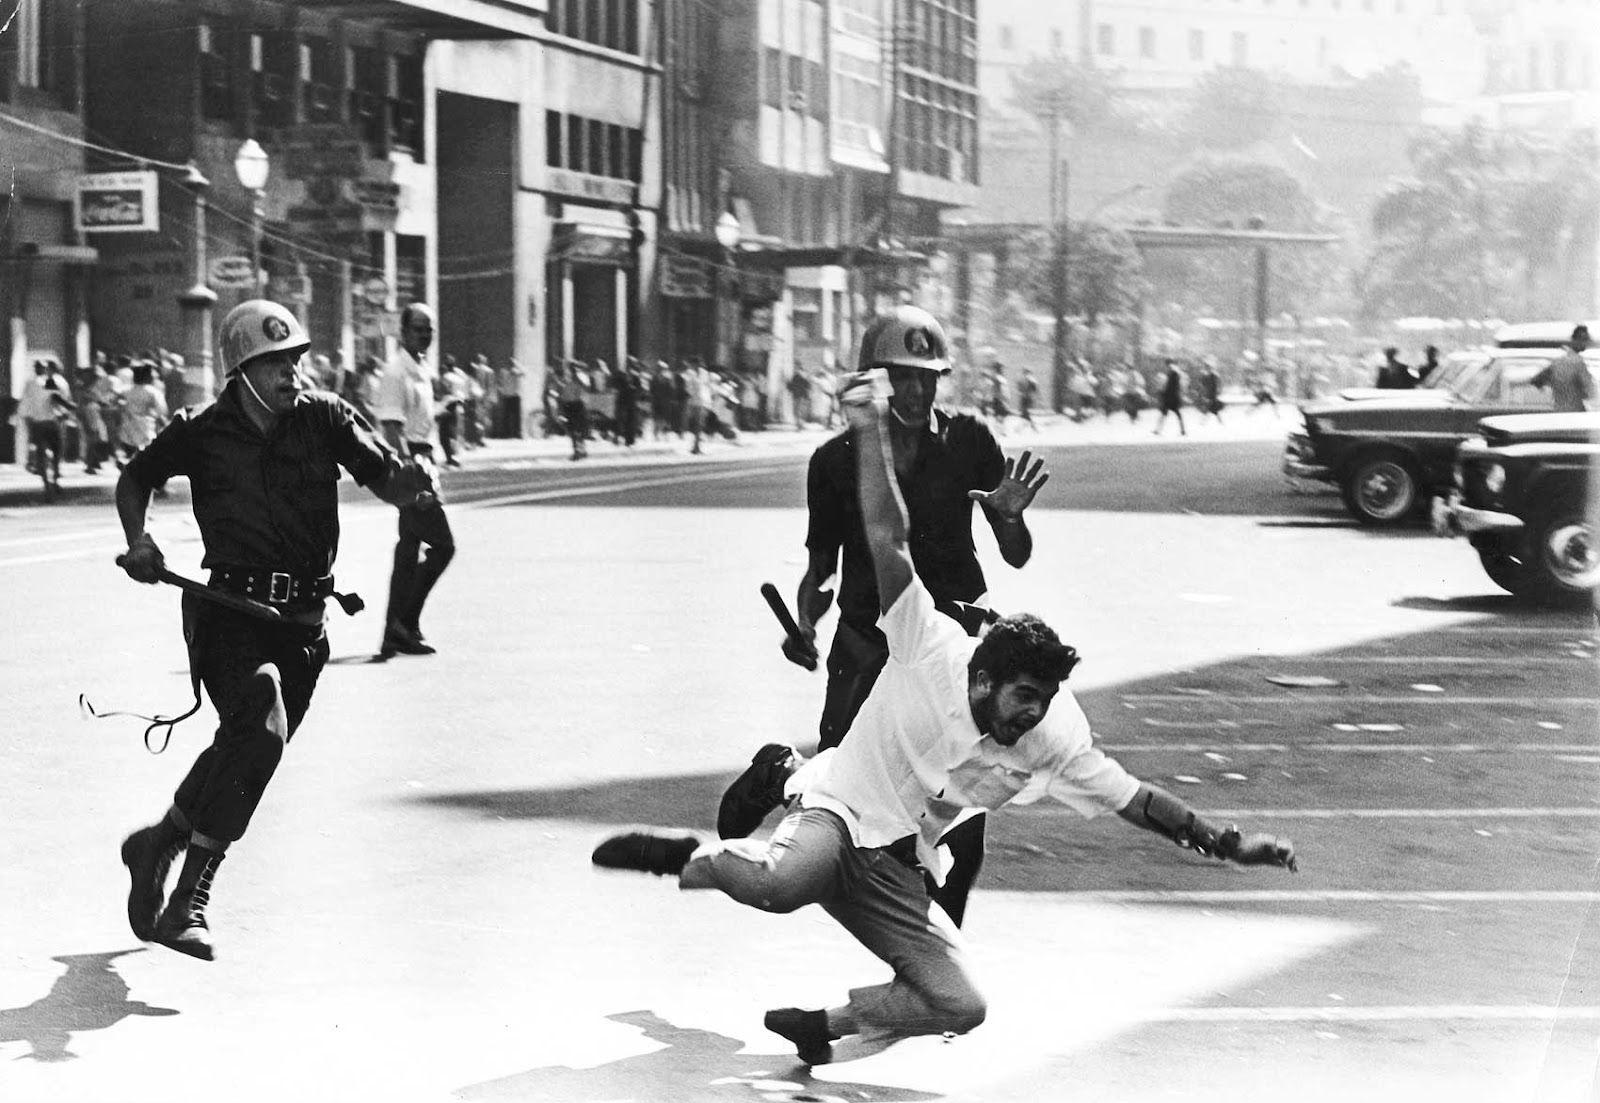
[373,303,455,658]
[593,367,1298,1065]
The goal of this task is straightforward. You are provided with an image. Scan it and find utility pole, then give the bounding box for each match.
[1049,112,1070,412]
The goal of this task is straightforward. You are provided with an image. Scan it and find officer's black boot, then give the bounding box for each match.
[155,845,225,961]
[120,816,187,941]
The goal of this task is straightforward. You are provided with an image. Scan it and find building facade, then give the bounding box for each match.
[0,0,93,462]
[75,0,541,411]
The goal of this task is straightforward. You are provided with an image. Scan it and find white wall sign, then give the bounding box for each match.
[76,170,159,233]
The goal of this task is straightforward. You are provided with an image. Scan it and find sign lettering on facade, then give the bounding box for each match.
[75,170,159,233]
[546,168,635,206]
[209,255,257,287]
[660,254,713,299]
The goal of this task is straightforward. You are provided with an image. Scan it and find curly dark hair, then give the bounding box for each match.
[969,613,1079,686]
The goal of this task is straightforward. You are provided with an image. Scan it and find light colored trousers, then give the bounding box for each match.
[679,807,987,1038]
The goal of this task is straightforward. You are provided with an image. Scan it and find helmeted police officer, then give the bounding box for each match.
[116,299,436,960]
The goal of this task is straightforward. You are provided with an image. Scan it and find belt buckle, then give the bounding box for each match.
[267,571,293,604]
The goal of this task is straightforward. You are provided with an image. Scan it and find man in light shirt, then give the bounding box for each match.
[593,366,1299,1065]
[1531,324,1593,413]
[374,302,455,658]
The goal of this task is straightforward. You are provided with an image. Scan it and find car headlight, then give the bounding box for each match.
[1482,462,1506,497]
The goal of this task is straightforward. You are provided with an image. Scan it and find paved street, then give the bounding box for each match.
[2,415,1597,1103]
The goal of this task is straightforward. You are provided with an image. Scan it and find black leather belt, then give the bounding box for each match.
[210,566,334,606]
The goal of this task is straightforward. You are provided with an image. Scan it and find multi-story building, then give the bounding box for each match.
[687,0,978,400]
[0,0,93,462]
[76,0,542,404]
[433,0,661,411]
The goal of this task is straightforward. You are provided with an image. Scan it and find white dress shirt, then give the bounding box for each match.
[373,347,436,446]
[798,577,1139,880]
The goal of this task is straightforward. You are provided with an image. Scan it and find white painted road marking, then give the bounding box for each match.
[1023,807,1600,819]
[1064,889,1600,903]
[1124,694,1600,706]
[1153,1005,1600,1023]
[1101,743,1600,754]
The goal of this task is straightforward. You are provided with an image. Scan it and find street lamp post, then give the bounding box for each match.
[714,211,741,370]
[233,139,270,297]
[175,162,219,400]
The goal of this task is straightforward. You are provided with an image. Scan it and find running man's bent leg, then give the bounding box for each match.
[825,848,986,1039]
[680,807,849,914]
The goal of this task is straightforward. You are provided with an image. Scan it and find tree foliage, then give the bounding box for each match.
[1009,55,1119,134]
[1013,222,1146,323]
[1144,158,1337,320]
[1357,122,1600,320]
[1181,67,1285,151]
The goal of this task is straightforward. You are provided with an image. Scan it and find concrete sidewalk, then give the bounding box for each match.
[0,407,1292,508]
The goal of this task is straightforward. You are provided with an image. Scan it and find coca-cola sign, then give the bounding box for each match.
[76,171,158,234]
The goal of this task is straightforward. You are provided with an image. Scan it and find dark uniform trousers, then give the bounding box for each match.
[175,601,330,844]
[820,614,988,928]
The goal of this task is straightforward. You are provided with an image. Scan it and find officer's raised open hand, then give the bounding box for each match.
[121,532,166,584]
[968,450,1049,520]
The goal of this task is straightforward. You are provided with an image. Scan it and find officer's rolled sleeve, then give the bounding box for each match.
[122,409,196,486]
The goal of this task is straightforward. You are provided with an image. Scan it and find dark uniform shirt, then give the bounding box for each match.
[125,382,396,576]
[807,410,1006,631]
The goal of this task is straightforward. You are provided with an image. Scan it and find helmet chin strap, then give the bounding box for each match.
[236,368,277,417]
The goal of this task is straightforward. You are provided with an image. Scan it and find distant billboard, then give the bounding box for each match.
[76,170,159,234]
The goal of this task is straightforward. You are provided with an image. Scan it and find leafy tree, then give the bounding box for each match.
[1180,67,1285,151]
[1008,55,1118,136]
[1353,121,1599,321]
[1144,158,1338,321]
[1014,222,1147,324]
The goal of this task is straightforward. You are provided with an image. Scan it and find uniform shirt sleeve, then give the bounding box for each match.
[123,407,196,486]
[319,394,400,487]
[960,415,1006,494]
[1017,692,1142,817]
[804,439,847,560]
[879,573,966,668]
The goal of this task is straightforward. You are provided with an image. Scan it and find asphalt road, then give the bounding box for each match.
[1,426,1597,1103]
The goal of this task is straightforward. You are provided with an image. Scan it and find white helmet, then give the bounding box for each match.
[856,305,951,374]
[218,299,310,375]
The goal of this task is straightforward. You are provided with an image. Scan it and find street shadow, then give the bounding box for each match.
[454,1009,940,1102]
[0,949,178,1062]
[414,770,728,835]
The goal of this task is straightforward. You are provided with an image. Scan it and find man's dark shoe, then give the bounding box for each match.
[121,821,186,941]
[591,832,698,876]
[764,1007,838,1065]
[380,622,436,657]
[717,744,797,839]
[154,847,224,961]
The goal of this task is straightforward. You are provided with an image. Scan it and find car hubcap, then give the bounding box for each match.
[1358,463,1412,519]
[1544,521,1600,589]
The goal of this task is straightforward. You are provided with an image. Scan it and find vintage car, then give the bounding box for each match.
[1433,412,1600,605]
[1283,347,1600,525]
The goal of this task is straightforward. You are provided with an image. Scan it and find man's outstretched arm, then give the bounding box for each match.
[1118,781,1298,870]
[842,372,915,614]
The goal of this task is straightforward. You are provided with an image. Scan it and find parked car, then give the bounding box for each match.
[1432,411,1600,605]
[1282,347,1600,525]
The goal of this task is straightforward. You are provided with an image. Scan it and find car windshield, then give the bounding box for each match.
[1428,353,1493,398]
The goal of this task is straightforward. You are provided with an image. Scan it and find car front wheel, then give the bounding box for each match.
[1530,499,1600,606]
[1341,454,1420,525]
[1474,541,1532,597]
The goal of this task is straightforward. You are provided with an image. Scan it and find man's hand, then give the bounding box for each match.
[1231,832,1298,872]
[837,369,890,430]
[121,533,165,584]
[780,626,819,670]
[380,457,441,508]
[968,450,1049,520]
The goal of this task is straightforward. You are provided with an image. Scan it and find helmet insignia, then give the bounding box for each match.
[263,316,291,342]
[904,327,932,357]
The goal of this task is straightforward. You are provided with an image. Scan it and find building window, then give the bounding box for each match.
[252,32,295,129]
[1189,28,1204,61]
[14,0,44,88]
[1231,30,1248,67]
[1139,26,1156,59]
[198,19,236,123]
[302,38,338,124]
[1096,23,1114,55]
[548,0,641,54]
[998,23,1013,50]
[545,111,642,183]
[350,46,386,148]
[1051,27,1064,54]
[388,53,425,159]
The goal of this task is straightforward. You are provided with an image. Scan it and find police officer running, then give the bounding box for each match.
[116,300,437,960]
[376,303,456,657]
[718,305,1048,928]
